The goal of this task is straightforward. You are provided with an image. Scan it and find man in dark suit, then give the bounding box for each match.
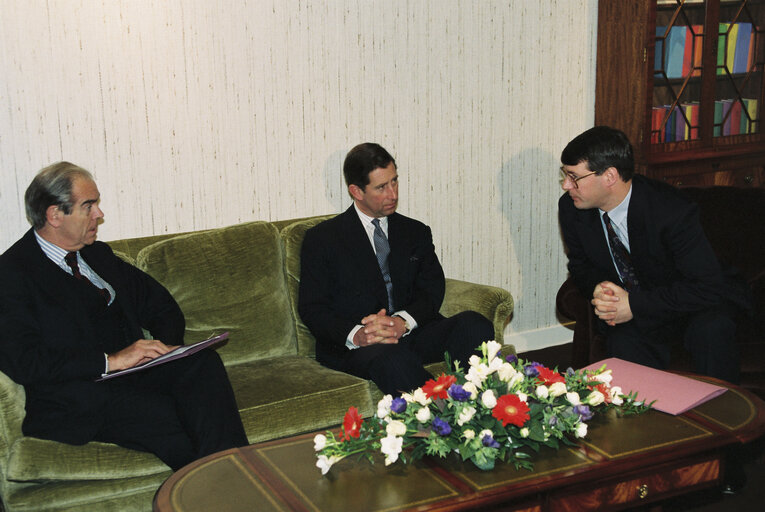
[558,126,749,383]
[0,162,247,471]
[299,143,494,395]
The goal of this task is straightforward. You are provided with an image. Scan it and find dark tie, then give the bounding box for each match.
[602,213,639,292]
[371,218,394,313]
[64,252,112,303]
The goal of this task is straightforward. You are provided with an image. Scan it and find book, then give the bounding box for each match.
[667,26,687,79]
[691,25,704,77]
[96,332,229,381]
[722,99,734,135]
[655,26,667,77]
[733,22,753,73]
[714,100,724,136]
[584,358,727,415]
[727,22,739,75]
[730,100,743,135]
[717,23,730,75]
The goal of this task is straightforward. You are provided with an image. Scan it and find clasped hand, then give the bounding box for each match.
[591,281,633,326]
[353,309,407,347]
[107,339,180,371]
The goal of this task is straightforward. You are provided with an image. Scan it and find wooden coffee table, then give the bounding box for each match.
[154,376,765,511]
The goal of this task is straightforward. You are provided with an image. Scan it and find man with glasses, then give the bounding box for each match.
[557,126,749,383]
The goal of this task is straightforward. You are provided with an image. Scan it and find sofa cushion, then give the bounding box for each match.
[136,221,297,364]
[280,215,336,357]
[227,355,374,443]
[6,438,168,482]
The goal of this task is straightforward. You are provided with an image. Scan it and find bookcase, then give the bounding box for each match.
[595,0,765,188]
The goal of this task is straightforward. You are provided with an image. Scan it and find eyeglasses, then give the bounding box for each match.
[559,167,597,189]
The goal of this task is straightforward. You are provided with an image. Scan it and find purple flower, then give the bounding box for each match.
[523,363,540,378]
[482,433,500,449]
[391,397,407,414]
[548,415,558,426]
[432,417,452,436]
[448,384,471,402]
[574,405,593,421]
[505,354,518,364]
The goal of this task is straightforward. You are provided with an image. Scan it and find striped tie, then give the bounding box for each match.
[371,218,394,312]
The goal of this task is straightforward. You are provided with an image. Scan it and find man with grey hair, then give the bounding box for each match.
[0,162,247,471]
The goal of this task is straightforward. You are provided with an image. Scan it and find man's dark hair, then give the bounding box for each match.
[561,126,635,181]
[343,143,397,190]
[24,162,93,230]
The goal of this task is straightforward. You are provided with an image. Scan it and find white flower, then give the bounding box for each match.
[566,392,581,406]
[610,386,624,406]
[497,362,517,382]
[586,390,605,406]
[488,357,504,374]
[517,392,528,403]
[466,363,490,386]
[468,355,482,368]
[462,382,479,399]
[463,429,475,440]
[549,381,567,397]
[535,385,549,399]
[575,422,588,438]
[481,390,497,409]
[508,372,524,390]
[386,420,407,437]
[479,429,493,441]
[519,427,530,438]
[313,434,327,451]
[416,406,431,423]
[377,395,393,418]
[457,406,476,426]
[485,340,502,362]
[380,434,404,465]
[400,392,414,403]
[593,369,613,384]
[316,454,342,475]
[412,388,432,406]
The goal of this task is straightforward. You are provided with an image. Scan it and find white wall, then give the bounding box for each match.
[0,0,598,349]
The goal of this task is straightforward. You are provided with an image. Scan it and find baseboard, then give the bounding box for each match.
[504,323,574,353]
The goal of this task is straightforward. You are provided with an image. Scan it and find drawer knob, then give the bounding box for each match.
[638,484,649,499]
[744,175,754,184]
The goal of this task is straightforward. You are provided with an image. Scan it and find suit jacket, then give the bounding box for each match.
[0,229,184,444]
[298,206,445,366]
[559,174,750,333]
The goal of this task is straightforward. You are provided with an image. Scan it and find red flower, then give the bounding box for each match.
[422,374,457,400]
[535,365,565,385]
[492,394,531,427]
[341,406,363,440]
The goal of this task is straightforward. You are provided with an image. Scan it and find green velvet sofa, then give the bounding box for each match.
[0,215,514,512]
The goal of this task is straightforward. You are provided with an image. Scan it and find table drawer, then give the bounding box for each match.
[548,457,720,511]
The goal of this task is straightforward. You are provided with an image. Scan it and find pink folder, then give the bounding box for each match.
[583,358,727,415]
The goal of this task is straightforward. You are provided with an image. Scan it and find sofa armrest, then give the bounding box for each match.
[556,278,607,368]
[0,371,26,482]
[441,278,514,346]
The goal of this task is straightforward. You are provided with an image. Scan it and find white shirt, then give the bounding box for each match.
[599,184,633,279]
[346,204,417,349]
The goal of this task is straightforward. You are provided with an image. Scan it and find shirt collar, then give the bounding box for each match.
[600,183,632,228]
[34,230,72,266]
[353,203,388,230]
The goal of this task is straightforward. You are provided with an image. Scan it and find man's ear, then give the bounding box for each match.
[348,184,365,202]
[604,167,620,185]
[45,205,62,227]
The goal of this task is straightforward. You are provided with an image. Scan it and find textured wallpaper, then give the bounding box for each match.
[0,0,598,339]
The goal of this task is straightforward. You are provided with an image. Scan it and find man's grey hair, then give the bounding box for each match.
[25,162,93,230]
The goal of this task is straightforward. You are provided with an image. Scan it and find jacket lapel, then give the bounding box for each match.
[339,207,390,308]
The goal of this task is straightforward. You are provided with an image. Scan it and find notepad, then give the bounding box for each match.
[96,332,229,381]
[584,357,727,415]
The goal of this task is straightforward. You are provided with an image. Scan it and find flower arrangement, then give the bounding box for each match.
[314,341,650,474]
